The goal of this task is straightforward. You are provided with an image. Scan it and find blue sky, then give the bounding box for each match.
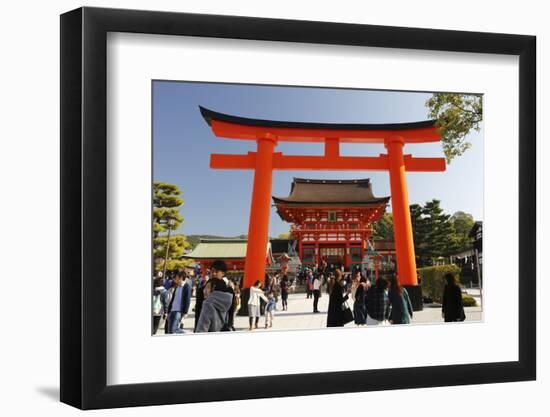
[153,81,483,237]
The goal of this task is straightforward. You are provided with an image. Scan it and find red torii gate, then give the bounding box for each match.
[200,106,446,293]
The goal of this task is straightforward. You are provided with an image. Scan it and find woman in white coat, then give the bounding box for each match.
[248,280,269,330]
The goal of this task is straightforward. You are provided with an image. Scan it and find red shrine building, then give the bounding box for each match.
[273,178,389,270]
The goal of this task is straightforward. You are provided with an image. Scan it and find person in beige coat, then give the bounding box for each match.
[248,280,268,330]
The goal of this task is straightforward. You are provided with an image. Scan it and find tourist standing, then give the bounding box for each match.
[178,270,193,330]
[442,273,466,322]
[152,277,170,334]
[388,276,413,324]
[164,279,175,333]
[264,273,273,293]
[280,275,290,311]
[326,272,351,327]
[166,271,191,334]
[162,270,173,290]
[306,270,314,299]
[248,280,269,330]
[365,277,390,325]
[353,277,368,325]
[195,278,233,333]
[227,279,240,331]
[312,273,322,313]
[193,273,209,332]
[350,273,360,301]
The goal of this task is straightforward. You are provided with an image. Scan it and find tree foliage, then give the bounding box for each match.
[374,201,475,266]
[450,211,475,253]
[426,93,482,163]
[153,235,190,271]
[153,182,184,237]
[152,181,190,272]
[419,199,459,262]
[373,213,394,240]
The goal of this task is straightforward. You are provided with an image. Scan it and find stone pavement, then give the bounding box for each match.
[156,290,482,335]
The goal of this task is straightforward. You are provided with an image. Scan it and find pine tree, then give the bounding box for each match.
[153,182,184,237]
[152,181,190,272]
[421,199,459,262]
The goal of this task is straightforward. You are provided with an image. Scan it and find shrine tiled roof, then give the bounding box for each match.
[183,239,272,260]
[272,178,390,205]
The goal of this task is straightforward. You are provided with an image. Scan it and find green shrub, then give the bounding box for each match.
[418,264,461,303]
[462,294,477,307]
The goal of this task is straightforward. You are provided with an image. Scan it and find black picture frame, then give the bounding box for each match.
[60,6,536,410]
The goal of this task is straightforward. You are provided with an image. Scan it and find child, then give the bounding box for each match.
[264,291,277,328]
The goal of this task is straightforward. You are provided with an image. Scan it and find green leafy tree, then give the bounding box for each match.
[450,211,475,253]
[152,181,190,272]
[373,213,393,240]
[426,93,482,163]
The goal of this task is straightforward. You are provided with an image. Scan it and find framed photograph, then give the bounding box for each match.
[60,6,536,410]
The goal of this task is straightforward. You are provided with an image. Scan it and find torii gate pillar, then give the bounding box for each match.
[386,137,417,286]
[243,135,276,288]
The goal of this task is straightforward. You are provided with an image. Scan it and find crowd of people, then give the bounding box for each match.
[152,260,283,334]
[152,262,466,335]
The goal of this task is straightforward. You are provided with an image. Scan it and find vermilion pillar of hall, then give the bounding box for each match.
[344,242,351,269]
[385,136,418,286]
[242,134,277,288]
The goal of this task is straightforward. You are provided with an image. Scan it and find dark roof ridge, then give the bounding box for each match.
[199,106,437,131]
[293,178,370,184]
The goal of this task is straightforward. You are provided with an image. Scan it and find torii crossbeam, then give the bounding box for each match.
[200,106,446,296]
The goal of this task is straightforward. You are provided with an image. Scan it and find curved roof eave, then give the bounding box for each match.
[200,106,437,131]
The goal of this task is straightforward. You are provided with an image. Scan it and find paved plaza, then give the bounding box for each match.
[156,289,482,335]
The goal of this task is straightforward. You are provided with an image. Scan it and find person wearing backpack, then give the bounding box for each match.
[152,277,169,334]
[195,260,234,333]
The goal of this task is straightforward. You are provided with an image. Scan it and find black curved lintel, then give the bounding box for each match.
[199,106,437,131]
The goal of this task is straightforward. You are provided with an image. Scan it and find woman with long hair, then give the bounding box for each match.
[365,277,391,325]
[387,276,413,324]
[326,271,351,327]
[442,273,466,322]
[353,277,368,325]
[328,268,342,296]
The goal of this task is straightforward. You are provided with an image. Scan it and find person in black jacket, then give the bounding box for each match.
[442,273,466,322]
[193,273,207,332]
[353,277,368,325]
[326,270,351,327]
